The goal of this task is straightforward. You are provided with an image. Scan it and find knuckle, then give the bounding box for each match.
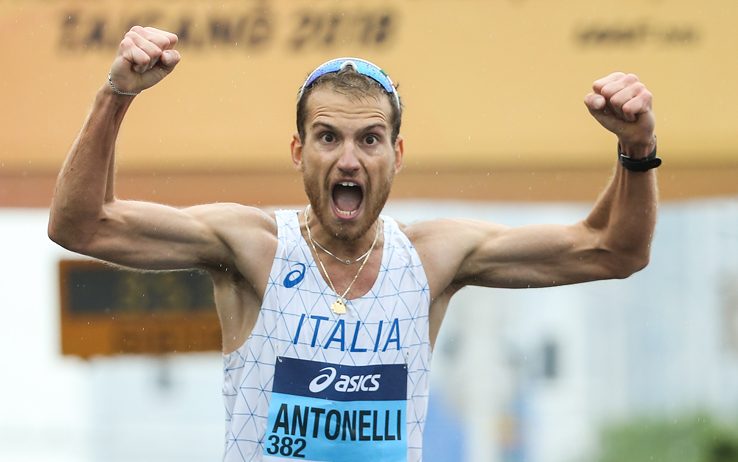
[605,72,625,84]
[611,94,626,105]
[119,36,133,50]
[601,85,617,97]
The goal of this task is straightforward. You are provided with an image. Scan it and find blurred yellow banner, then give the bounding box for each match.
[1,0,736,173]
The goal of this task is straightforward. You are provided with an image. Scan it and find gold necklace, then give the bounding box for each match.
[304,205,381,315]
[310,236,372,265]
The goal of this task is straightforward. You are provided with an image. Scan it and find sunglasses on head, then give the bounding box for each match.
[298,57,401,110]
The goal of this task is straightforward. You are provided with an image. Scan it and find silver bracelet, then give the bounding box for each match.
[107,73,140,96]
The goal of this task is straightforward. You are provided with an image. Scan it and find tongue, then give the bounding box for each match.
[333,185,362,212]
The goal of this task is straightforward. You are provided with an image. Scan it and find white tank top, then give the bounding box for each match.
[222,210,431,462]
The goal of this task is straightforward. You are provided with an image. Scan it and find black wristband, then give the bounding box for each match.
[618,142,661,172]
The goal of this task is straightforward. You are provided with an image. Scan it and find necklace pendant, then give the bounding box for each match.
[331,298,347,315]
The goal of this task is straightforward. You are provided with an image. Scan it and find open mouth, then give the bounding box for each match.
[331,181,364,219]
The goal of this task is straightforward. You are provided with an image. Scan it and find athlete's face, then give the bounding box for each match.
[291,87,404,242]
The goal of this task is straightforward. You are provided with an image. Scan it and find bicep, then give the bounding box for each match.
[454,219,620,288]
[79,200,232,271]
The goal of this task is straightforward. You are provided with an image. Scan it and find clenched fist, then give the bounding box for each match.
[108,26,181,95]
[585,72,656,158]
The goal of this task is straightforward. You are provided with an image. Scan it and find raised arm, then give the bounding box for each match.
[48,26,239,271]
[414,72,658,294]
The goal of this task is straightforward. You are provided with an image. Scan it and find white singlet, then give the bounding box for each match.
[222,210,431,462]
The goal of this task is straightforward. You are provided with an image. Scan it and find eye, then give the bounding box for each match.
[320,132,336,143]
[364,134,379,145]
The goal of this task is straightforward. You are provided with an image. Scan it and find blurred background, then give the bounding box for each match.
[1,0,737,461]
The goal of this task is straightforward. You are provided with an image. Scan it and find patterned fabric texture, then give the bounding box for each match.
[223,210,431,462]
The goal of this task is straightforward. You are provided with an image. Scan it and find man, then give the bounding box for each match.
[48,26,659,462]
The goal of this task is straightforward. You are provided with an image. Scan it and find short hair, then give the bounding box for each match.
[296,67,403,144]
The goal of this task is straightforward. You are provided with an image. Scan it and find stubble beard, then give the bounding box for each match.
[303,174,393,243]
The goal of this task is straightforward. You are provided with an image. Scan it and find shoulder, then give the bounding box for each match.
[398,218,476,296]
[402,217,505,248]
[189,204,281,282]
[185,203,279,265]
[400,217,510,295]
[185,203,277,235]
[403,218,476,263]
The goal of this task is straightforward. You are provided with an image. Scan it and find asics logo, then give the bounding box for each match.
[308,367,381,393]
[283,263,306,288]
[308,367,337,393]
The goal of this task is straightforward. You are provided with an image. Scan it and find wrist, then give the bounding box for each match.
[95,84,136,117]
[618,135,656,160]
[618,137,661,172]
[106,73,140,97]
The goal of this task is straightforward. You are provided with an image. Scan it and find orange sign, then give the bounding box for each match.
[59,259,221,357]
[1,0,736,175]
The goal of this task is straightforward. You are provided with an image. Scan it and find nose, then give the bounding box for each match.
[336,141,360,175]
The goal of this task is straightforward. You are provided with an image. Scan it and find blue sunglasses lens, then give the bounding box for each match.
[300,58,399,107]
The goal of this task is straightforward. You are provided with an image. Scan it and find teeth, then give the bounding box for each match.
[340,182,357,187]
[336,209,354,216]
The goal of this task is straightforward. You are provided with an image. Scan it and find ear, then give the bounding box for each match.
[291,133,304,171]
[393,135,405,174]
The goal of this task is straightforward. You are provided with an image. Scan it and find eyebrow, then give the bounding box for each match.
[310,122,388,133]
[310,122,337,132]
[362,123,388,133]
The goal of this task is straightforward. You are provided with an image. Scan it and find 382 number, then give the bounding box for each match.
[266,435,307,458]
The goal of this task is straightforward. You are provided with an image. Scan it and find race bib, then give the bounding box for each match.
[264,357,408,461]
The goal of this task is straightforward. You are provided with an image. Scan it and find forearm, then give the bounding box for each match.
[48,85,135,246]
[585,140,658,273]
